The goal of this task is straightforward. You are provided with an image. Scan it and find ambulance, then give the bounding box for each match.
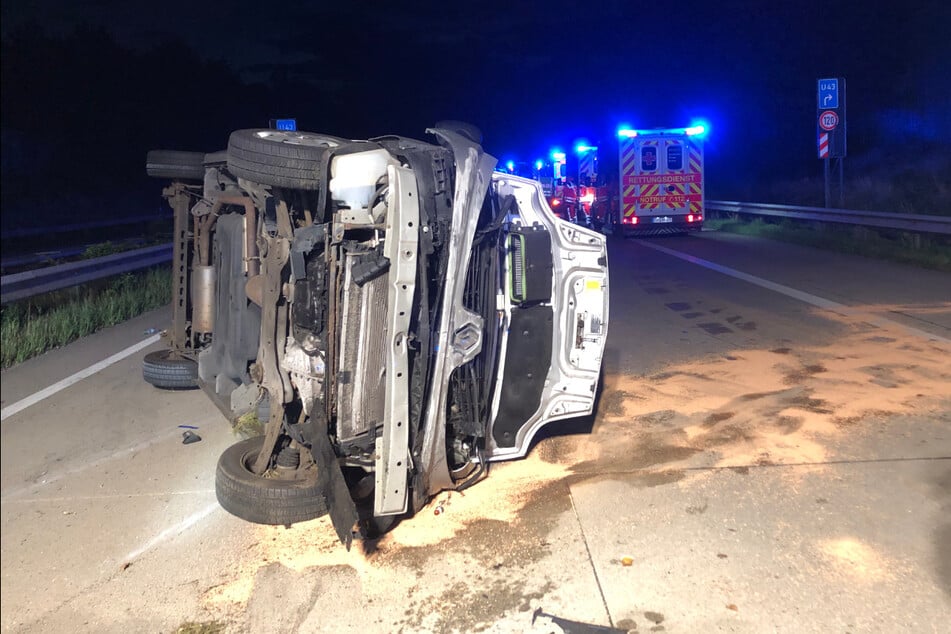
[594,125,706,235]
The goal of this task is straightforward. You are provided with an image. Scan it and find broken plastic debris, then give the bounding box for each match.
[178,425,199,430]
[620,556,634,566]
[531,608,629,633]
[143,328,159,335]
[182,431,202,444]
[433,504,445,516]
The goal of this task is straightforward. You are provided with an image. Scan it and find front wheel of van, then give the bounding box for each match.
[215,436,328,525]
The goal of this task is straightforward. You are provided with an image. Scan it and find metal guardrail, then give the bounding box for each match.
[1,244,172,304]
[706,200,951,235]
[1,213,171,239]
[3,201,947,303]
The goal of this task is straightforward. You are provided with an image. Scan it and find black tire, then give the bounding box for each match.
[216,436,328,525]
[146,150,206,181]
[227,129,345,189]
[142,350,198,389]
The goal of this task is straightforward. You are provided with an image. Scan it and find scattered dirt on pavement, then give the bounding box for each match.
[200,311,950,631]
[582,321,950,477]
[201,463,574,631]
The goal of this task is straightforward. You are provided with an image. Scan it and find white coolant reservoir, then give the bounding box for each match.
[329,149,391,211]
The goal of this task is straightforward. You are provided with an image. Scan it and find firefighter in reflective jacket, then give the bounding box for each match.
[551,178,579,222]
[588,176,618,232]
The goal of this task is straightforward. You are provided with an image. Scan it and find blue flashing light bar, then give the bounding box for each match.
[576,144,598,153]
[551,150,567,161]
[619,124,709,138]
[534,160,544,170]
[505,160,515,172]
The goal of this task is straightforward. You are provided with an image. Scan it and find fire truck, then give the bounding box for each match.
[590,124,706,235]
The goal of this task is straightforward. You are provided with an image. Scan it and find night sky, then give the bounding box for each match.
[2,0,949,229]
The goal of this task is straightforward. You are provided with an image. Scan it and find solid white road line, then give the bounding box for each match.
[121,501,221,564]
[0,334,161,422]
[0,427,182,500]
[637,240,951,345]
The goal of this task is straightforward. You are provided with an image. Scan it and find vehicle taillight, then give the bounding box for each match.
[552,198,562,206]
[623,216,638,225]
[687,214,694,222]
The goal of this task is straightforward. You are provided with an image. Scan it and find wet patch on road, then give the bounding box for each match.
[647,370,712,382]
[703,411,735,426]
[664,302,692,311]
[782,363,827,385]
[698,322,732,335]
[859,364,911,389]
[599,389,632,417]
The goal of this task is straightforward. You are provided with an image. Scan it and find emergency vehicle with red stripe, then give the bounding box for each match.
[592,125,705,235]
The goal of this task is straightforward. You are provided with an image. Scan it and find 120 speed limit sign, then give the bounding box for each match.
[819,110,839,131]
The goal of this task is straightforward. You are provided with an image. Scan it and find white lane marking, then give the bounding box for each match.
[0,427,181,500]
[0,334,161,422]
[1,489,214,504]
[637,241,951,345]
[122,501,220,564]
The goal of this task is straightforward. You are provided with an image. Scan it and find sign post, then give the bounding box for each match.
[817,78,846,207]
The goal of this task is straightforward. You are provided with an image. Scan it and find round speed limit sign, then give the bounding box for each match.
[819,110,839,131]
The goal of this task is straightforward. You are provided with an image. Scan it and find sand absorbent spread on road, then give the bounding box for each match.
[200,310,950,629]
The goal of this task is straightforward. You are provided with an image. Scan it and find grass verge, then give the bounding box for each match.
[1,266,171,368]
[705,216,951,272]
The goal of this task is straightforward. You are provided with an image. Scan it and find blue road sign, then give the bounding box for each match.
[817,79,839,109]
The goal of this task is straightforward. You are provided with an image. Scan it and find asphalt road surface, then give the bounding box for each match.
[2,231,949,633]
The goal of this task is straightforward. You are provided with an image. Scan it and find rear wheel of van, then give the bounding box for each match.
[226,129,347,190]
[142,350,198,390]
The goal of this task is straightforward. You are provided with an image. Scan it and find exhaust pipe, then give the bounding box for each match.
[191,265,216,334]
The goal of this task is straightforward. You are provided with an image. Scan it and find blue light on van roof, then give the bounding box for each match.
[617,128,638,138]
[687,119,710,138]
[576,144,598,153]
[552,150,566,161]
[535,160,544,170]
[506,160,515,172]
